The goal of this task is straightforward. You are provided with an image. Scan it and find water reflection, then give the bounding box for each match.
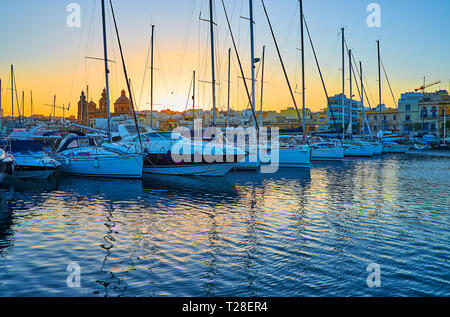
[0,156,448,296]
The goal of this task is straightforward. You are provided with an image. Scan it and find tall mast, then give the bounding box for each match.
[209,0,217,126]
[249,0,256,127]
[193,70,196,123]
[21,90,24,120]
[150,24,155,129]
[0,79,2,132]
[227,48,231,128]
[341,28,345,140]
[53,95,56,122]
[11,65,14,119]
[260,45,266,128]
[377,40,381,111]
[101,0,112,142]
[349,49,352,138]
[299,0,306,139]
[360,61,364,137]
[30,90,33,118]
[86,85,89,127]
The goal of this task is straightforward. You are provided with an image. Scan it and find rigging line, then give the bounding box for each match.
[344,39,373,109]
[173,0,197,94]
[155,37,171,106]
[109,0,142,147]
[183,75,194,115]
[363,45,377,109]
[69,0,88,106]
[260,0,301,125]
[303,16,339,133]
[85,0,98,87]
[138,27,152,109]
[13,74,22,126]
[380,58,397,108]
[220,0,259,130]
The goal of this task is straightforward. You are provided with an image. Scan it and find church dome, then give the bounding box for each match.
[114,90,129,105]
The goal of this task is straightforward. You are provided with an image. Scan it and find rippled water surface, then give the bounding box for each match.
[0,154,448,297]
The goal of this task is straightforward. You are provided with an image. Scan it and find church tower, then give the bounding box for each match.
[77,90,87,125]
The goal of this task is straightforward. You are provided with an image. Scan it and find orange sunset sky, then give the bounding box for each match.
[0,0,448,118]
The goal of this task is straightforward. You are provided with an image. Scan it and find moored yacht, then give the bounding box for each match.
[117,124,246,176]
[0,149,14,183]
[309,137,344,161]
[54,135,143,178]
[266,135,311,168]
[0,139,60,179]
[382,142,410,154]
[342,141,375,157]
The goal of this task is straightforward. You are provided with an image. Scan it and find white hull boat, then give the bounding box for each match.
[117,124,245,176]
[54,136,143,178]
[0,149,14,183]
[235,144,261,170]
[311,143,344,161]
[382,143,410,154]
[277,146,311,168]
[143,163,235,176]
[0,140,60,180]
[343,142,375,157]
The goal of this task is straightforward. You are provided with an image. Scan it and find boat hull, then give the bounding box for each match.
[344,144,374,157]
[382,145,410,154]
[12,167,58,180]
[58,155,143,178]
[143,163,235,176]
[0,161,13,183]
[311,146,344,161]
[276,148,311,168]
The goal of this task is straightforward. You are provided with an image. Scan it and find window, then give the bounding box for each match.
[374,116,377,121]
[405,115,411,122]
[66,140,79,149]
[405,104,411,112]
[383,116,387,121]
[421,107,428,118]
[431,107,437,118]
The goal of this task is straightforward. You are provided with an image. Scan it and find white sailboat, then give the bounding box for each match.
[54,135,143,178]
[382,142,410,154]
[54,0,143,179]
[310,138,344,161]
[0,149,14,183]
[0,139,60,179]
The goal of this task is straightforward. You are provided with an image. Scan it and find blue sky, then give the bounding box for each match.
[0,0,449,115]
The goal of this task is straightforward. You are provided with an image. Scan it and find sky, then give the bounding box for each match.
[0,0,449,117]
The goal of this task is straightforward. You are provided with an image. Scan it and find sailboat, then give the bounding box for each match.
[54,0,143,178]
[0,149,14,183]
[337,30,375,157]
[54,135,143,178]
[260,0,311,168]
[0,139,60,179]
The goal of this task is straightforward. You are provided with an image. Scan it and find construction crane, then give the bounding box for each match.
[44,96,70,121]
[415,79,441,93]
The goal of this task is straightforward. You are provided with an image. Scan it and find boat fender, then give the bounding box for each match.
[94,157,99,168]
[7,164,14,175]
[165,151,172,163]
[65,157,70,165]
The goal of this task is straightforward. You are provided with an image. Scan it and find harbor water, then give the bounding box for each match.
[0,153,448,296]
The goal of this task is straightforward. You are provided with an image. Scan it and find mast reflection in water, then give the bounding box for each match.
[0,155,448,296]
